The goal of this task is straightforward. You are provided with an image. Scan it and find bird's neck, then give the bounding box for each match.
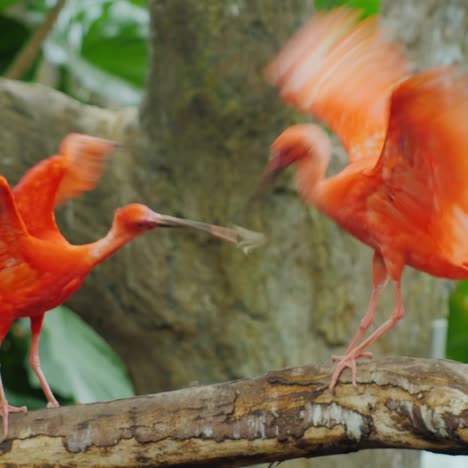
[294,149,330,205]
[85,226,136,267]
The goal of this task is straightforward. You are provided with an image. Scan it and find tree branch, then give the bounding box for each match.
[2,357,467,467]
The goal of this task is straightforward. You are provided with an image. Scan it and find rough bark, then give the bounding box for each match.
[1,358,467,467]
[0,1,465,467]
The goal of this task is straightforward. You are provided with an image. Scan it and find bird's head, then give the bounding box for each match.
[113,204,182,237]
[262,124,331,184]
[109,204,265,254]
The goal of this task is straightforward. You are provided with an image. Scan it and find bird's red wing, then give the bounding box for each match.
[0,177,28,246]
[55,133,115,205]
[14,155,68,240]
[0,177,37,287]
[13,134,115,239]
[372,67,468,260]
[265,8,410,161]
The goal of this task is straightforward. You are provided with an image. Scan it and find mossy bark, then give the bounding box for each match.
[0,1,464,466]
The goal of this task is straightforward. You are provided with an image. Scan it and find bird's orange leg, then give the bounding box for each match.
[0,323,27,439]
[29,315,59,408]
[332,250,389,361]
[329,279,404,391]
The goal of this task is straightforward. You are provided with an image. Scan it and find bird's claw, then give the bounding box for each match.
[0,402,28,440]
[8,405,27,413]
[232,225,266,254]
[329,351,373,391]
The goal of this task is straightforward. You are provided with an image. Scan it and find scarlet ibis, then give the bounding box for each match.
[264,8,468,390]
[0,133,263,437]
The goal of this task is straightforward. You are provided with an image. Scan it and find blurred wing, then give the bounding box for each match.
[13,133,115,239]
[265,8,410,161]
[55,133,115,205]
[372,67,468,261]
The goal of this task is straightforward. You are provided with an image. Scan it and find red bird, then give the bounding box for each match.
[0,133,262,437]
[263,8,468,389]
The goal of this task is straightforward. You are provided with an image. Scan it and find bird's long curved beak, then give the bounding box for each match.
[147,211,265,254]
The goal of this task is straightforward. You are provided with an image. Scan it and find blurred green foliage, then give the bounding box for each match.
[2,0,148,104]
[316,0,380,17]
[1,308,133,409]
[447,282,468,363]
[27,308,134,404]
[0,14,28,74]
[46,0,148,95]
[0,0,19,12]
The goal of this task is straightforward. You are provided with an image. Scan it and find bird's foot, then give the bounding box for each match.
[0,402,27,440]
[45,392,59,409]
[6,404,27,413]
[329,351,373,392]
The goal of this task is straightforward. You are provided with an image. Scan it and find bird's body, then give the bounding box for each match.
[300,150,468,281]
[264,8,468,389]
[0,239,87,321]
[0,133,263,437]
[304,159,378,244]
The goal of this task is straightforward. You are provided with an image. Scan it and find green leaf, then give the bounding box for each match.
[446,281,468,363]
[40,0,147,103]
[0,0,20,12]
[26,307,134,403]
[4,388,47,411]
[80,1,148,87]
[0,320,34,396]
[128,0,147,6]
[315,0,380,17]
[44,40,143,104]
[0,320,67,409]
[0,14,30,74]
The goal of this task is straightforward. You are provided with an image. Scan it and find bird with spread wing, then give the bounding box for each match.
[263,7,468,390]
[0,133,263,437]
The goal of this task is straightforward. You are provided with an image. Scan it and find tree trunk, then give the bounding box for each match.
[0,1,464,467]
[3,358,468,467]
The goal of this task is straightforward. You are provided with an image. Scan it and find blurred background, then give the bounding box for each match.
[0,1,466,467]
